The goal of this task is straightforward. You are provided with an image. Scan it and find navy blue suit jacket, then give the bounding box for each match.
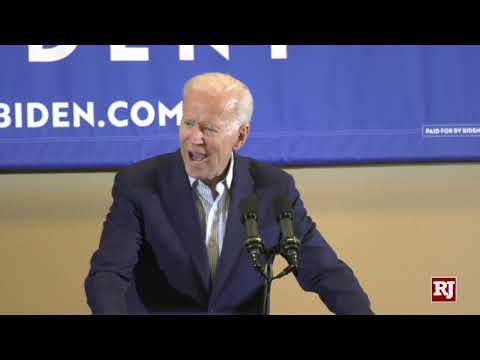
[85,151,373,314]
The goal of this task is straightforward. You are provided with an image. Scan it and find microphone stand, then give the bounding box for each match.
[262,250,275,315]
[259,245,296,315]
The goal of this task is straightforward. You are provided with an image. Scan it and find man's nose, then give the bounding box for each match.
[190,126,204,144]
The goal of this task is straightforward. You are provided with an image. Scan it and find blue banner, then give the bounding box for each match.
[1,45,479,170]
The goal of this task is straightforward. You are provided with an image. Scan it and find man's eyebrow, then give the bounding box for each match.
[203,122,218,128]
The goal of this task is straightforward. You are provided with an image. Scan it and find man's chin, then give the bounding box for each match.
[185,166,205,179]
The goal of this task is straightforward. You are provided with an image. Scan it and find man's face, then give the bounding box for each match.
[179,89,249,187]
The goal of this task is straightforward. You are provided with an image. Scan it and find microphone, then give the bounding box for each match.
[274,196,301,272]
[239,196,265,275]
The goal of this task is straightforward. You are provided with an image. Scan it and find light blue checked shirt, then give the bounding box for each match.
[188,154,234,255]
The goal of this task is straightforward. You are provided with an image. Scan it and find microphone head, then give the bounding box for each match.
[239,196,258,222]
[274,196,293,218]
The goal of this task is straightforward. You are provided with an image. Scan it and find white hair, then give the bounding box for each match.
[183,72,254,127]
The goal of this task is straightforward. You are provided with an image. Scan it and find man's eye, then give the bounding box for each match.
[183,120,193,128]
[205,127,218,134]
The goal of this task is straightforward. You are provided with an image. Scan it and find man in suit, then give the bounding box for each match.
[85,72,373,315]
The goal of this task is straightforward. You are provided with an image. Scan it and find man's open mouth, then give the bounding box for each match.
[188,151,208,163]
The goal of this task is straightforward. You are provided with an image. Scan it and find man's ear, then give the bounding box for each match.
[233,124,250,151]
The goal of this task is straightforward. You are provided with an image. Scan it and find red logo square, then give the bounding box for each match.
[431,277,457,302]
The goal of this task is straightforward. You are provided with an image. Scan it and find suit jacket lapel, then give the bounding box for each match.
[210,153,255,302]
[157,150,211,293]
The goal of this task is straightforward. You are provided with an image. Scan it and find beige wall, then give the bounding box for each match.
[1,163,479,314]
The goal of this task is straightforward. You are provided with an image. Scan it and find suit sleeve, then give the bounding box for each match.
[286,175,374,315]
[84,171,143,314]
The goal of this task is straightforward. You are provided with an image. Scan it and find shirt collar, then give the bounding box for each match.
[188,153,234,190]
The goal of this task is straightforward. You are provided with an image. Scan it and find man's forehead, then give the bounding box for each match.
[184,90,237,115]
[185,88,238,102]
